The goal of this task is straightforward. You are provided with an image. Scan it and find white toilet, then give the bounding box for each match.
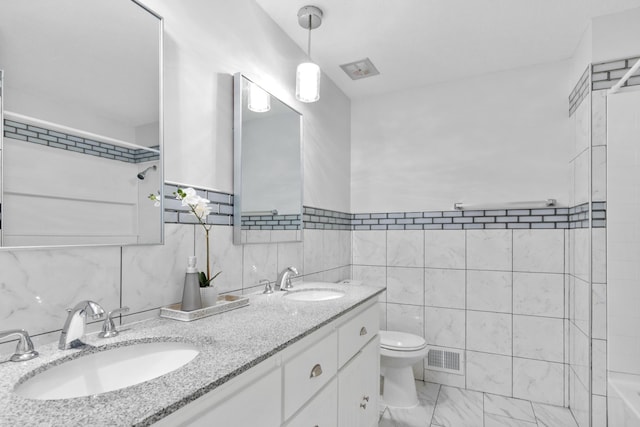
[379,330,428,408]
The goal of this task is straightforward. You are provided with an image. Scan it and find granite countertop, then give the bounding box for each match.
[0,281,383,426]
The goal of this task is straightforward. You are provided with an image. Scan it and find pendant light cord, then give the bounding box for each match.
[307,14,312,58]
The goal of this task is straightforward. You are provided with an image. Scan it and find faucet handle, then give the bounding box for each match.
[0,329,39,362]
[283,276,294,290]
[98,307,130,338]
[261,279,273,294]
[283,266,299,290]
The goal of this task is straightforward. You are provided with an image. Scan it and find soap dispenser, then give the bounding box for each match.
[181,256,202,311]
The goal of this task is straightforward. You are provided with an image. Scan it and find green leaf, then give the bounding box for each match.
[198,271,210,287]
[198,270,222,287]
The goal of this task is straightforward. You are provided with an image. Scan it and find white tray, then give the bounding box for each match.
[160,294,249,322]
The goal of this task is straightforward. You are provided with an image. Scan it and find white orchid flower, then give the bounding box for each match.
[193,199,212,220]
[179,187,200,207]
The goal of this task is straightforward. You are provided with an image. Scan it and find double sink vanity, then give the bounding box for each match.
[0,2,376,425]
[0,281,383,426]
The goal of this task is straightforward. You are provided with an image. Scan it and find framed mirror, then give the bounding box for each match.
[233,74,303,244]
[0,0,163,248]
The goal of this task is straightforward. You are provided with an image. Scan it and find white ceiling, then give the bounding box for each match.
[256,0,640,99]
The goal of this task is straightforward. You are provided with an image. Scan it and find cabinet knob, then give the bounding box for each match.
[309,363,323,378]
[360,403,367,409]
[362,395,370,402]
[359,326,368,336]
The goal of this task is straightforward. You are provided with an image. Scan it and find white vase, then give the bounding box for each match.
[200,286,219,308]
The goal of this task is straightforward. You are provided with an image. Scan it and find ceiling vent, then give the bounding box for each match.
[339,57,380,80]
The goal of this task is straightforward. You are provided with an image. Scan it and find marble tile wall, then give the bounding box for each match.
[568,91,593,427]
[353,228,568,406]
[566,75,608,427]
[0,222,351,357]
[591,89,608,427]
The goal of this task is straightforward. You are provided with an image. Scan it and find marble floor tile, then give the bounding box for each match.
[379,381,440,427]
[484,393,536,422]
[532,402,579,427]
[431,386,484,427]
[484,413,538,427]
[379,382,578,427]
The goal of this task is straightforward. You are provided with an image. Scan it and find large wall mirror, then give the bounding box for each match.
[233,74,303,244]
[0,0,163,248]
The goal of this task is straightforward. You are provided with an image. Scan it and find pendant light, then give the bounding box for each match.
[296,6,322,103]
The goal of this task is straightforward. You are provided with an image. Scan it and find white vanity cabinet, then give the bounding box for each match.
[338,337,380,427]
[157,298,379,427]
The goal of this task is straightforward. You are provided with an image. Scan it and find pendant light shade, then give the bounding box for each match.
[296,6,323,103]
[248,82,270,112]
[296,62,320,103]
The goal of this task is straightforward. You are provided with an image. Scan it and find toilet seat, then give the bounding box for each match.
[379,330,426,351]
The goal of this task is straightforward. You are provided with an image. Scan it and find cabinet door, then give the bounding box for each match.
[338,336,380,427]
[286,378,337,427]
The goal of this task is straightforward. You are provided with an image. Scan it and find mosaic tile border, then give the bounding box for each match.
[241,214,301,230]
[591,201,606,228]
[303,206,351,230]
[569,66,591,116]
[592,56,640,91]
[3,119,159,164]
[349,202,604,231]
[353,207,567,231]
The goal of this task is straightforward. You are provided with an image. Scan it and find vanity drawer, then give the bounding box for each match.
[284,331,338,420]
[338,302,379,367]
[286,377,337,427]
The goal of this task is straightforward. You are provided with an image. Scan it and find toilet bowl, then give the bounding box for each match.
[379,330,428,408]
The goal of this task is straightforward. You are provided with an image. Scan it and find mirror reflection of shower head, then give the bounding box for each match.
[137,165,157,180]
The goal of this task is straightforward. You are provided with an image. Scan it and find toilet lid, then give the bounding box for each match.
[379,330,426,351]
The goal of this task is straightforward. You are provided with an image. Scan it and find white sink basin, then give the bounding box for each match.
[15,341,199,400]
[284,288,346,302]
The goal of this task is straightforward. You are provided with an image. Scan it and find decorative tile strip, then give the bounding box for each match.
[352,207,567,230]
[303,206,352,230]
[3,119,159,164]
[569,66,591,117]
[162,183,233,226]
[241,213,301,231]
[592,56,640,91]
[351,203,605,231]
[568,202,590,228]
[158,186,606,231]
[592,201,606,228]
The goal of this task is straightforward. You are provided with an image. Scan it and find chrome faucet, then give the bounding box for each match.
[58,300,105,350]
[276,266,299,291]
[0,329,38,362]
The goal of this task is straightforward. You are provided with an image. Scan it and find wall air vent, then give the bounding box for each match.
[426,346,464,375]
[339,57,380,80]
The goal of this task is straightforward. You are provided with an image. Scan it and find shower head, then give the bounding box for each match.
[137,165,157,180]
